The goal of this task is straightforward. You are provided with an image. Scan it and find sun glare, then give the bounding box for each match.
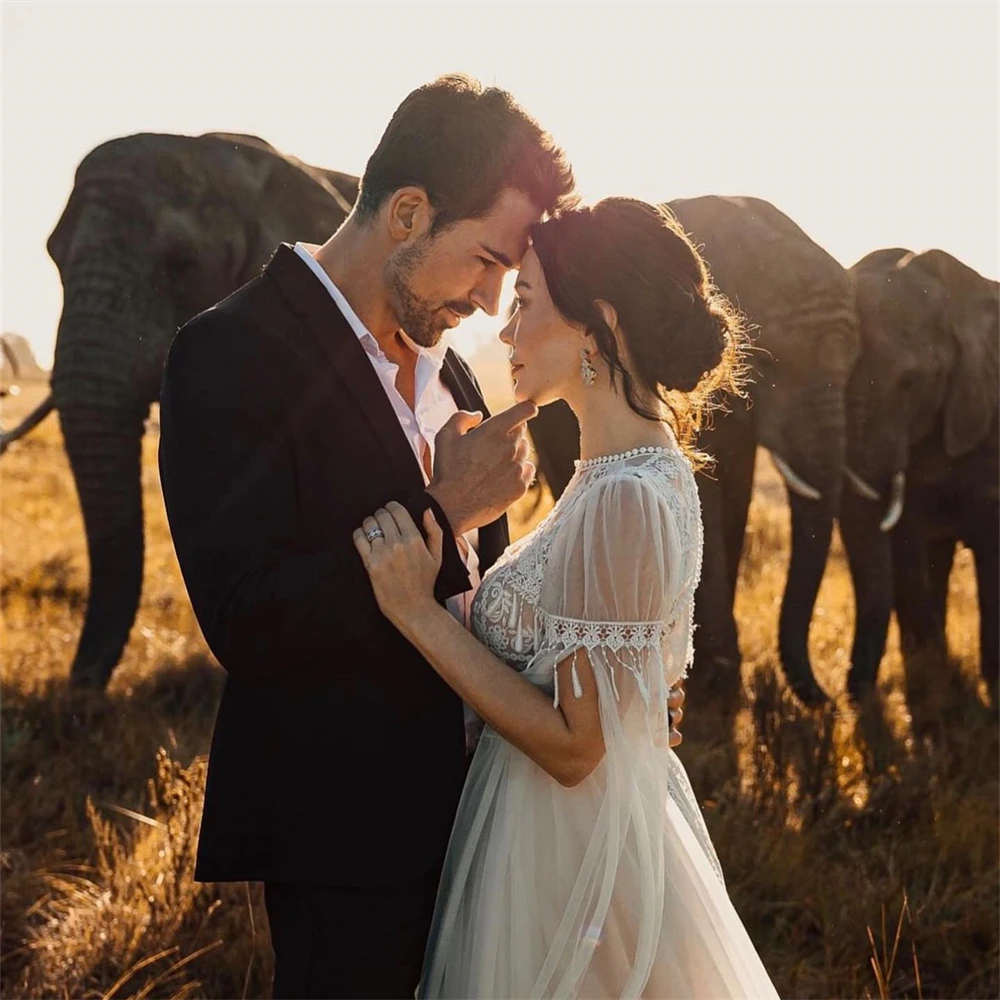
[1,2,997,368]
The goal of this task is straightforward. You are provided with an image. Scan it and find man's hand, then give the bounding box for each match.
[427,400,538,535]
[668,685,685,748]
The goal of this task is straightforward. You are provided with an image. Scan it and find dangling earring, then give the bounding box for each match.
[580,349,597,387]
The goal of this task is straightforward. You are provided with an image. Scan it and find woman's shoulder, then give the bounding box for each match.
[571,446,697,504]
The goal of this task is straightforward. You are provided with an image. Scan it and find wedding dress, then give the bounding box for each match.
[419,442,779,999]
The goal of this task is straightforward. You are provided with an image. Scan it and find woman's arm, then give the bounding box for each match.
[404,602,606,787]
[354,503,607,787]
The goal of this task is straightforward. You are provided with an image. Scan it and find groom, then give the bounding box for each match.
[159,75,681,999]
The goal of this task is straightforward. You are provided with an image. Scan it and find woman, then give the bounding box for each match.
[352,198,778,999]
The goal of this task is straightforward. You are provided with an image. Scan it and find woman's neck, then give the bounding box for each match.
[568,381,673,462]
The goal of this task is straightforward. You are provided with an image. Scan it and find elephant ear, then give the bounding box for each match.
[912,250,1000,458]
[47,185,86,270]
[207,135,355,282]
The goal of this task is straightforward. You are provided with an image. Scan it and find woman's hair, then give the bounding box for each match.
[356,74,578,232]
[529,198,751,470]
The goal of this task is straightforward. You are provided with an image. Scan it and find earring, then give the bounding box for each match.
[580,349,598,387]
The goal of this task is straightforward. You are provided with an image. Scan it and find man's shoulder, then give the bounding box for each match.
[163,277,306,400]
[181,272,276,338]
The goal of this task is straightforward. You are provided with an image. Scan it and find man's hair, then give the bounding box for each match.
[355,74,577,232]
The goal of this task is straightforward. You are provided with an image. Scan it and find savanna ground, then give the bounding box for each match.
[1,377,997,999]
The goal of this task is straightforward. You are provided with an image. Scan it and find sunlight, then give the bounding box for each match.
[1,2,997,367]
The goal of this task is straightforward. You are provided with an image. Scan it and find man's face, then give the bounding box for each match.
[384,188,541,347]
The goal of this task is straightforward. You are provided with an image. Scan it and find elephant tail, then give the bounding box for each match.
[0,393,55,455]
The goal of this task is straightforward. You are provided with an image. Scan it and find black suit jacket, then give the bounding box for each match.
[158,244,509,886]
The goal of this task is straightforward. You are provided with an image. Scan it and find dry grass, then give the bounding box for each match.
[1,388,996,999]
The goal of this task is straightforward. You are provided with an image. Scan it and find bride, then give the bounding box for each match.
[352,197,779,999]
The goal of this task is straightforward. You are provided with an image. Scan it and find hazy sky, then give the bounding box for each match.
[2,1,998,367]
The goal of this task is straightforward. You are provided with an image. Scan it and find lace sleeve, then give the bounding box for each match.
[538,467,693,734]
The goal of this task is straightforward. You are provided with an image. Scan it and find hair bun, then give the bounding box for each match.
[653,293,730,393]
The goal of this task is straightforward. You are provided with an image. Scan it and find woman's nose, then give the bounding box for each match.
[498,314,518,346]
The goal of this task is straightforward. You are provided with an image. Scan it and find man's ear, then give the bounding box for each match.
[386,186,433,244]
[594,298,618,333]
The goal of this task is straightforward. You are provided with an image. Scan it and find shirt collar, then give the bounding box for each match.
[294,242,449,372]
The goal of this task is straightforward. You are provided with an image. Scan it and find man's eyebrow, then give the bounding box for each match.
[481,244,514,269]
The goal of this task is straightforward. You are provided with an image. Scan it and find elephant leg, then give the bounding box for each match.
[717,418,757,605]
[890,502,954,725]
[690,472,742,709]
[891,506,943,659]
[925,534,956,643]
[61,407,146,690]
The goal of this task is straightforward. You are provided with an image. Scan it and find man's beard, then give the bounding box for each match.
[385,240,473,348]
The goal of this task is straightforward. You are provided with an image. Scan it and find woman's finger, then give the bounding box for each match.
[352,528,373,569]
[374,507,401,544]
[362,516,384,546]
[385,500,419,541]
[668,685,685,709]
[424,507,444,568]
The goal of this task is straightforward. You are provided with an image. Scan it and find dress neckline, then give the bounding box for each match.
[574,444,674,471]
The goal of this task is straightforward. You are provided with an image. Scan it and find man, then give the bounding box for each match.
[159,74,573,999]
[159,74,683,999]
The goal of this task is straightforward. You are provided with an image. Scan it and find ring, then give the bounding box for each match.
[365,526,385,542]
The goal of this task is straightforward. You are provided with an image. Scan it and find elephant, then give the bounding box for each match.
[1,132,359,689]
[527,196,861,707]
[839,248,999,702]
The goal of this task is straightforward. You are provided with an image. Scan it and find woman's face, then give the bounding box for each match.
[499,248,589,407]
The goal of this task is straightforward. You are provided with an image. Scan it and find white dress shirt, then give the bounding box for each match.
[293,243,482,631]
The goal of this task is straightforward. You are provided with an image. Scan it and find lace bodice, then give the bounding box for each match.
[471,443,704,702]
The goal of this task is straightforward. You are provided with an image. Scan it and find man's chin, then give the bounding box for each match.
[404,323,446,349]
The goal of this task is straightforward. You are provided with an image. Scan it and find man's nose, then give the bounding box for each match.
[470,270,506,318]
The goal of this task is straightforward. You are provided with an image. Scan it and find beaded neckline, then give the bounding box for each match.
[574,445,674,470]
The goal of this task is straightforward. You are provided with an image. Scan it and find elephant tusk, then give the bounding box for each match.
[0,393,55,456]
[844,466,882,502]
[773,453,822,501]
[879,472,906,532]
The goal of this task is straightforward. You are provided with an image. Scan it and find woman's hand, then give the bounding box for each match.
[668,685,685,748]
[352,501,444,630]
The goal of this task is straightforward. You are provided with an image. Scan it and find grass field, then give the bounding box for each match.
[1,382,996,999]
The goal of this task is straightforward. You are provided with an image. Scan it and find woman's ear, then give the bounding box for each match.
[594,298,618,333]
[387,187,433,244]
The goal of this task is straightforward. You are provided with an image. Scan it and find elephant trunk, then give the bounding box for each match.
[771,391,846,706]
[0,393,56,454]
[778,489,837,705]
[49,260,162,689]
[838,486,894,702]
[61,404,146,689]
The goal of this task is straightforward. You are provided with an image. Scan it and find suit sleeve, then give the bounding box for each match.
[158,311,471,681]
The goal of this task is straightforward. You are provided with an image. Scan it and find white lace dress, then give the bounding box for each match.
[419,446,779,999]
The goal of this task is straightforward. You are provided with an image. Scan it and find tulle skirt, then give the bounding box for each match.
[418,727,779,999]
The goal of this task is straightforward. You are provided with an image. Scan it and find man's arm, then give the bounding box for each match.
[158,315,470,681]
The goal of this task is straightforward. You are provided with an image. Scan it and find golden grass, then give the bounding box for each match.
[1,394,996,999]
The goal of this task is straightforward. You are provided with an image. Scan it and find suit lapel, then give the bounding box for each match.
[440,350,485,417]
[263,244,425,493]
[264,243,511,570]
[441,350,512,568]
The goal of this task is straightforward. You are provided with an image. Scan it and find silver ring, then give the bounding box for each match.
[365,527,385,542]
